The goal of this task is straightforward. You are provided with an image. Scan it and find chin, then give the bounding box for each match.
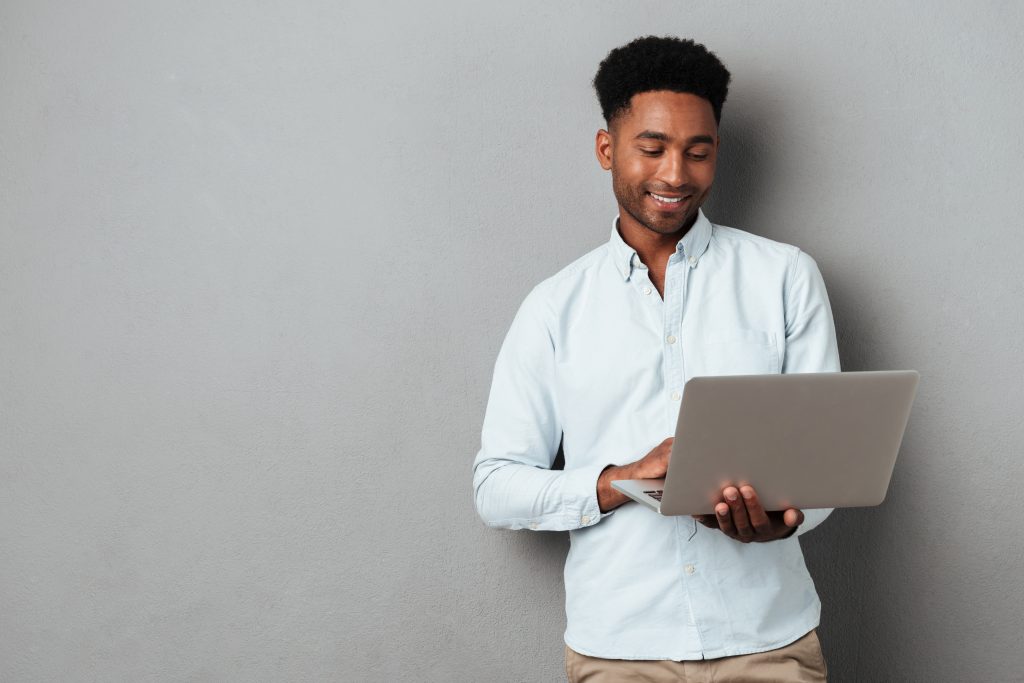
[645,215,693,235]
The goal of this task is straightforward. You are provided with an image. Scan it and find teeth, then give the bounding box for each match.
[650,193,683,203]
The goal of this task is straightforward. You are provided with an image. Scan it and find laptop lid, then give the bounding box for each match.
[651,370,919,516]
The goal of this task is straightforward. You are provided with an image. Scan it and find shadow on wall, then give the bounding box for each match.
[802,487,885,680]
[703,99,782,232]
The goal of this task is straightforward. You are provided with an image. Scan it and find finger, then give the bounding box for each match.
[783,508,805,529]
[740,486,773,536]
[715,502,736,535]
[724,487,753,538]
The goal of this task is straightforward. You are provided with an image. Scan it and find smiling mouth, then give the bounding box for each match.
[648,192,691,206]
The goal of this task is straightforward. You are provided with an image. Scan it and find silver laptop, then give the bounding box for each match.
[611,370,919,515]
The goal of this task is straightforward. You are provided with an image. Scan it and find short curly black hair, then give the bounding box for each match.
[593,35,731,126]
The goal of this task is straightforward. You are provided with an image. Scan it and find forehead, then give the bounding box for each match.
[613,90,718,138]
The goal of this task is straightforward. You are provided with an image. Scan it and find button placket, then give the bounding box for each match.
[663,252,686,408]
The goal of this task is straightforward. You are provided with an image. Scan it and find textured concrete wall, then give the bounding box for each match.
[2,1,1021,681]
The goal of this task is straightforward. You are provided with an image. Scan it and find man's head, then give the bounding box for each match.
[593,36,731,237]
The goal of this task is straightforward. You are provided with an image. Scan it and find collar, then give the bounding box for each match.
[608,208,714,281]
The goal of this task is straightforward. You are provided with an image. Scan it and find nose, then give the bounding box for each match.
[655,151,687,189]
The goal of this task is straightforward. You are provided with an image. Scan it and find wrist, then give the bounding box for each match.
[597,464,630,512]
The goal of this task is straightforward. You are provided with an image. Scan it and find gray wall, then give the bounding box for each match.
[2,1,1021,681]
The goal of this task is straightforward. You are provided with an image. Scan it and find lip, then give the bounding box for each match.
[647,192,691,211]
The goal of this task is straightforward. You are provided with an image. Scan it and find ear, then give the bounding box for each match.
[595,129,613,170]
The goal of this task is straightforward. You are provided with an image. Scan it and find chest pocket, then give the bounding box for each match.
[686,329,781,378]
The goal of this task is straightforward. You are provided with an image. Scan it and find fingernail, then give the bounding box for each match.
[741,487,753,500]
[725,490,737,501]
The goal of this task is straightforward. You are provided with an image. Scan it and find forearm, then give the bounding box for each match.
[473,458,610,531]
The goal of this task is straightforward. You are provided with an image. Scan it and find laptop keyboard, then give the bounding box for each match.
[644,490,664,501]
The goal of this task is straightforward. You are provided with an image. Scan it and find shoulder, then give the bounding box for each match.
[520,242,610,315]
[535,241,609,291]
[708,221,824,276]
[709,223,801,263]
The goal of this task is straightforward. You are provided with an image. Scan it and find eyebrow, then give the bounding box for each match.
[634,131,715,145]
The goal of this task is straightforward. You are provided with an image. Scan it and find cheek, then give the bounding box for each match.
[694,158,717,179]
[612,162,647,191]
[624,160,659,186]
[692,164,716,191]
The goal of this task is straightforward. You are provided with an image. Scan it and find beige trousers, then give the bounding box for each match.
[565,629,828,683]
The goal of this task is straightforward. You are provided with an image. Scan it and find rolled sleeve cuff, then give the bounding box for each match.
[486,463,618,532]
[558,462,615,530]
[509,463,614,531]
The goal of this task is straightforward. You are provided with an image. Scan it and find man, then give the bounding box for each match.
[473,36,838,682]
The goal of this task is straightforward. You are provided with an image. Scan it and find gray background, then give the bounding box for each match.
[2,1,1022,681]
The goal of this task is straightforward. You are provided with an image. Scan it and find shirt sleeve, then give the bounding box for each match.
[472,285,610,531]
[782,250,842,536]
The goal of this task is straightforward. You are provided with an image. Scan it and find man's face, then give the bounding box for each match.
[595,91,719,236]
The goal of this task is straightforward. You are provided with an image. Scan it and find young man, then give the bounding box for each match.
[473,36,838,681]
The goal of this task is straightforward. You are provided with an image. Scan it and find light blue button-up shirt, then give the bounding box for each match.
[472,209,841,660]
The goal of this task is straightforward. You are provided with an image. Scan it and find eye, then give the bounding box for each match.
[638,147,663,156]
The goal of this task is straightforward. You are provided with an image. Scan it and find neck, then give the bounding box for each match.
[617,210,698,268]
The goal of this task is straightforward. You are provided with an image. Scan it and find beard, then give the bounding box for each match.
[611,171,706,236]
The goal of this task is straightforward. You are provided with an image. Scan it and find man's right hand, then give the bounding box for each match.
[596,437,674,512]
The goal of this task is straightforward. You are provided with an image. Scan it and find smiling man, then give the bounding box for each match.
[473,36,838,682]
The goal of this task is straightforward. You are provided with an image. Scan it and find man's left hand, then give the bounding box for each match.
[693,485,803,543]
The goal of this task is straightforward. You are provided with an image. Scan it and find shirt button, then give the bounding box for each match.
[581,515,591,525]
[671,391,681,401]
[529,522,539,530]
[666,335,677,344]
[688,256,697,266]
[643,287,652,296]
[684,564,696,575]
